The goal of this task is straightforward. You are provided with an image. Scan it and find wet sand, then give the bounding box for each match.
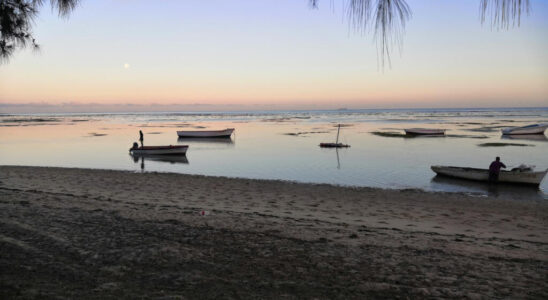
[1,166,547,299]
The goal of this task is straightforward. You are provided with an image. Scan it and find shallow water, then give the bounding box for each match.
[1,108,547,200]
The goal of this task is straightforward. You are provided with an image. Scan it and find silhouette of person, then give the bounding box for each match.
[488,156,506,183]
[139,130,144,147]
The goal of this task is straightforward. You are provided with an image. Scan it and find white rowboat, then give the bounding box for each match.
[177,128,234,138]
[129,145,188,155]
[501,124,548,135]
[431,165,547,186]
[405,128,446,135]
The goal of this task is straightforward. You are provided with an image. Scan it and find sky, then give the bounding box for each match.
[0,0,547,113]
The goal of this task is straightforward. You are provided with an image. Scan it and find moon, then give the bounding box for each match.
[124,63,130,69]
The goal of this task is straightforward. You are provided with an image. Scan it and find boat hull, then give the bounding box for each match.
[129,145,188,155]
[405,128,446,135]
[319,143,350,148]
[431,165,547,185]
[501,124,548,135]
[177,128,234,138]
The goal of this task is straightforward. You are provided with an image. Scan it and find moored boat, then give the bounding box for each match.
[320,142,350,148]
[130,154,189,164]
[501,123,548,135]
[129,145,188,155]
[405,128,446,135]
[177,128,234,138]
[431,165,547,185]
[319,124,350,148]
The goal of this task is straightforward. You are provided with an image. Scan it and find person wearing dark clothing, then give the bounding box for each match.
[139,130,144,147]
[488,156,506,182]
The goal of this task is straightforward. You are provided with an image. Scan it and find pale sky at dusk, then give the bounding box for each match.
[1,0,547,113]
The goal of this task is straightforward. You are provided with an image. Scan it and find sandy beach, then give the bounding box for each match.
[1,165,547,299]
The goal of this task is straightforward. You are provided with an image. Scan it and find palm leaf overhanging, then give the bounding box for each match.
[0,0,533,65]
[0,0,80,62]
[480,0,530,29]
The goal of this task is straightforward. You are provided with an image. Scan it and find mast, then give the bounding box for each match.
[336,124,340,144]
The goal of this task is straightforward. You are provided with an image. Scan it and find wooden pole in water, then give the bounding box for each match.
[336,124,340,144]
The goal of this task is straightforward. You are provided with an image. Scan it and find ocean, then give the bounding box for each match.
[1,107,547,200]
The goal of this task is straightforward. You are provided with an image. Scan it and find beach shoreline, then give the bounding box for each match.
[1,166,547,298]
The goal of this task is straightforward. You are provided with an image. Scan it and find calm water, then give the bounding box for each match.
[1,108,547,200]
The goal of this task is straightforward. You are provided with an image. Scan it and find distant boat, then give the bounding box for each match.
[404,128,446,135]
[501,124,548,135]
[320,124,350,148]
[129,145,188,155]
[431,165,547,186]
[177,128,234,138]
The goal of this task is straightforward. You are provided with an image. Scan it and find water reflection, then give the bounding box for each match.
[130,154,189,171]
[177,137,234,144]
[430,175,545,200]
[501,134,547,142]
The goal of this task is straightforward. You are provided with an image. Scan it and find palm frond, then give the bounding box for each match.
[480,0,530,30]
[315,0,411,69]
[0,0,78,62]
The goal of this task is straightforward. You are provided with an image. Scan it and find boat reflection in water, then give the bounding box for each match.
[177,137,234,145]
[501,134,547,142]
[130,154,189,171]
[430,175,546,200]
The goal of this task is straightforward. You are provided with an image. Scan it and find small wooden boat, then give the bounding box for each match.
[501,124,548,135]
[320,124,350,148]
[177,128,234,138]
[131,154,189,164]
[129,145,188,155]
[431,165,547,186]
[405,128,446,135]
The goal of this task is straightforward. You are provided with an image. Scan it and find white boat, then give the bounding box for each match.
[431,165,547,186]
[177,128,234,138]
[320,124,350,148]
[501,123,548,135]
[129,145,188,155]
[405,128,446,135]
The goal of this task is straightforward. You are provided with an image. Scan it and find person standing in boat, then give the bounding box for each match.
[488,156,506,182]
[139,130,144,147]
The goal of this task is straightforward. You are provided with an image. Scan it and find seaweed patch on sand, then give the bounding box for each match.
[283,131,329,137]
[370,131,407,138]
[465,126,507,132]
[87,133,108,137]
[1,118,62,123]
[477,143,533,147]
[446,134,489,139]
